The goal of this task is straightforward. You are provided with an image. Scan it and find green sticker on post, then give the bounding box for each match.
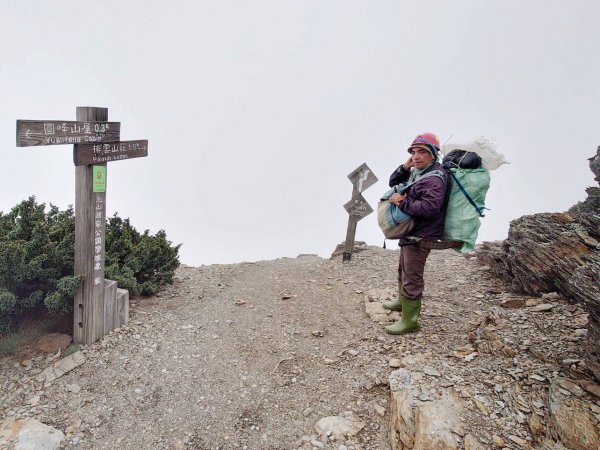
[92,165,106,193]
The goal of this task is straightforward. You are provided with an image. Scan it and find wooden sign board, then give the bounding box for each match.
[74,140,148,166]
[16,120,120,147]
[343,193,374,221]
[347,163,378,193]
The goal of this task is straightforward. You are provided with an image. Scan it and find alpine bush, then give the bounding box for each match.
[105,215,180,296]
[0,197,181,334]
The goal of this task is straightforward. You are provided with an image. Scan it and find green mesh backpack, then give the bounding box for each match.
[442,151,490,253]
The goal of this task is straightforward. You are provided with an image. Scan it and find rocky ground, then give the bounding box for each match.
[1,244,599,449]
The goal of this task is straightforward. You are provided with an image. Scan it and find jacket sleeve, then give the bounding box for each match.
[399,176,447,219]
[389,165,411,187]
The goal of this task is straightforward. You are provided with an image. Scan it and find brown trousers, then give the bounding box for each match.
[398,244,431,300]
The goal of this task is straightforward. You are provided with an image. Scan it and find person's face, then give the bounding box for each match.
[410,147,434,169]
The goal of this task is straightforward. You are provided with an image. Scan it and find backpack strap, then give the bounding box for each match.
[397,236,420,247]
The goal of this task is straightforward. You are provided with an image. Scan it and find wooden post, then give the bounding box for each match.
[116,288,129,327]
[103,280,117,335]
[342,186,359,261]
[73,107,108,345]
[342,163,377,262]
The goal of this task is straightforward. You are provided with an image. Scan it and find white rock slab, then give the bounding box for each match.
[39,351,86,383]
[315,413,365,441]
[364,298,399,323]
[0,418,64,449]
[413,390,465,450]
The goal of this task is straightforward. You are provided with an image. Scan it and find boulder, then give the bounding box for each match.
[389,369,417,449]
[35,333,72,353]
[476,147,600,380]
[389,369,465,450]
[0,418,64,449]
[413,390,464,450]
[548,379,600,450]
[330,241,369,259]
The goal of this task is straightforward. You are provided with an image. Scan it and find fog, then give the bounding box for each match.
[1,0,598,265]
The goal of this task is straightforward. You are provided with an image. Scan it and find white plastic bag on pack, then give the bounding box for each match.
[443,136,507,171]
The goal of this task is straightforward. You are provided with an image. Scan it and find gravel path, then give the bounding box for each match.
[45,250,401,449]
[1,245,596,449]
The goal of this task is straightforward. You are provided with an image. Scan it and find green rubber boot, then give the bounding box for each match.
[384,296,421,335]
[382,285,403,311]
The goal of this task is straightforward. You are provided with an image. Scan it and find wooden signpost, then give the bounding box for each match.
[342,163,377,261]
[16,107,148,345]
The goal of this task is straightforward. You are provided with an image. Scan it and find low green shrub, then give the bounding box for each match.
[105,216,180,296]
[0,197,181,334]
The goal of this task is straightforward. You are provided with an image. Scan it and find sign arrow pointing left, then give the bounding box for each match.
[16,120,120,147]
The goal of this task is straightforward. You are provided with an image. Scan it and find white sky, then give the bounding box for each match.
[1,0,598,265]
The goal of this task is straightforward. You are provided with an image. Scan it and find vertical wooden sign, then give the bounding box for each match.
[73,107,108,344]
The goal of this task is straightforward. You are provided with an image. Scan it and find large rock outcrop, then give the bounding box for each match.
[477,147,600,380]
[389,369,466,450]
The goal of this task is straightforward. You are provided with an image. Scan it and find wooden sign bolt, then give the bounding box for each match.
[342,163,378,261]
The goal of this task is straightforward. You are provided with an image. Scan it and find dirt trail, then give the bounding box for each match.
[1,246,597,449]
[12,250,401,449]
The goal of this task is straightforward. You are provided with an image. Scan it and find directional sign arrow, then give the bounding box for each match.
[74,140,149,166]
[16,120,121,147]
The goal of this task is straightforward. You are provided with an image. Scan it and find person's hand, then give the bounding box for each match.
[403,156,414,169]
[389,192,407,206]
